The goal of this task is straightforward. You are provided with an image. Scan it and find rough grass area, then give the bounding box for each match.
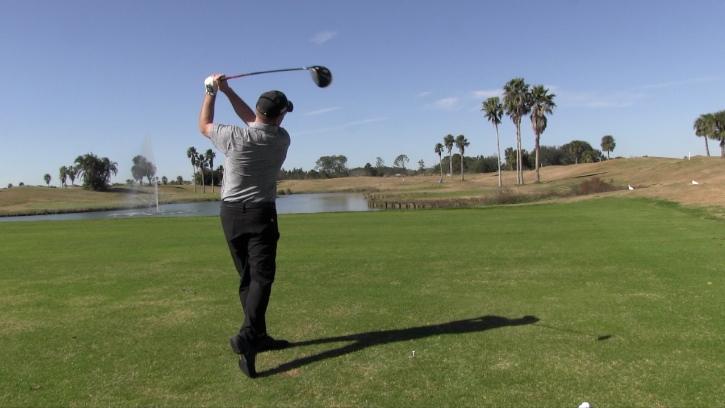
[292,156,724,211]
[372,177,626,208]
[1,198,724,407]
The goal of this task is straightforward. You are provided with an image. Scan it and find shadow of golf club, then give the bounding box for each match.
[533,322,613,341]
[256,314,539,378]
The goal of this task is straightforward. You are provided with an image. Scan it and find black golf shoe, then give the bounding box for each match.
[229,335,257,378]
[256,335,290,352]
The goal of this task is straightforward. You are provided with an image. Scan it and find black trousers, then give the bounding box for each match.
[220,202,280,345]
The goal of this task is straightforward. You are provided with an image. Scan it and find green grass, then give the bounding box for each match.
[1,198,724,407]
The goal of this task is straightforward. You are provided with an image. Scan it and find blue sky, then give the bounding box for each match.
[1,0,723,188]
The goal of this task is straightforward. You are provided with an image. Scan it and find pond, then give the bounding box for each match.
[0,193,376,223]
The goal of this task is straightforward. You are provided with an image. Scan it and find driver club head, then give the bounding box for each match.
[308,66,333,88]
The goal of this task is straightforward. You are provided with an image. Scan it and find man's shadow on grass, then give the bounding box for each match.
[257,314,539,377]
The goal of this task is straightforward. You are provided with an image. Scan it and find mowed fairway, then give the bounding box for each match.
[1,198,723,407]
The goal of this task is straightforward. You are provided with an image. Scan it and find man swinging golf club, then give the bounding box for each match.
[199,74,292,378]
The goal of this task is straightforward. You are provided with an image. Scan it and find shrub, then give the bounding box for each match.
[576,177,622,195]
[485,188,528,205]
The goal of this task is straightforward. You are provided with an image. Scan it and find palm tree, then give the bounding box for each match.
[217,165,224,182]
[455,135,470,181]
[434,143,444,181]
[600,135,616,159]
[102,157,118,185]
[567,141,585,164]
[503,78,531,185]
[74,154,92,189]
[186,147,198,193]
[205,149,216,193]
[482,96,504,187]
[693,114,713,157]
[43,173,51,187]
[59,166,68,188]
[444,134,455,181]
[66,165,77,187]
[714,110,725,158]
[504,147,517,171]
[197,153,207,193]
[529,85,556,183]
[74,153,117,191]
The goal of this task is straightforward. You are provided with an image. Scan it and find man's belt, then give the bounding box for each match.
[221,201,276,210]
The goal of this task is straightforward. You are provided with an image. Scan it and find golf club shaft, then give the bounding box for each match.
[223,67,309,81]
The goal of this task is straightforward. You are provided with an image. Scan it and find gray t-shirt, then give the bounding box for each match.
[210,122,290,203]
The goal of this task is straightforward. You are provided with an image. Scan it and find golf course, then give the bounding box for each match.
[1,157,724,406]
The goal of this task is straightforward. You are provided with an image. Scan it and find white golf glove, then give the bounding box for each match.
[204,75,218,96]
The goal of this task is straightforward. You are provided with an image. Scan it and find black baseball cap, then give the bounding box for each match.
[256,90,293,118]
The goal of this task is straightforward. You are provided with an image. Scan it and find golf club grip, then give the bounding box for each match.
[221,74,247,81]
[222,67,308,81]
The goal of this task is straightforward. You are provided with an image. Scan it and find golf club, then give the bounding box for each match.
[222,66,333,88]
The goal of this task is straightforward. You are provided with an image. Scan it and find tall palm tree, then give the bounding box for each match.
[186,147,198,193]
[600,135,616,159]
[482,96,504,187]
[455,135,470,181]
[503,78,531,185]
[434,143,444,181]
[529,85,556,183]
[443,134,455,181]
[693,114,714,157]
[59,166,68,188]
[714,110,725,158]
[43,173,51,187]
[205,149,216,193]
[197,153,207,193]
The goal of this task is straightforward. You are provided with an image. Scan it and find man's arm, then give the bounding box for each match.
[218,79,256,126]
[199,92,215,139]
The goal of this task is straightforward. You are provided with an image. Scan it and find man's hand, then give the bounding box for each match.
[216,74,231,94]
[204,75,218,96]
[200,74,225,137]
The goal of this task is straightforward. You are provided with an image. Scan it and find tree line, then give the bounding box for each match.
[277,78,616,183]
[32,146,221,192]
[277,133,615,182]
[32,153,186,192]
